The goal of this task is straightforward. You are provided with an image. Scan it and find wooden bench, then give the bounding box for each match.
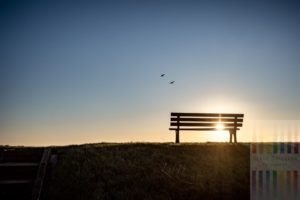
[169,113,244,143]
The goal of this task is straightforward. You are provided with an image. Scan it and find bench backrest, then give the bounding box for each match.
[170,113,244,131]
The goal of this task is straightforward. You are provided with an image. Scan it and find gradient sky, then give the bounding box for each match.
[1,0,300,145]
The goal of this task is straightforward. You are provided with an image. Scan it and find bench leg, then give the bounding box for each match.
[175,130,180,144]
[234,132,237,143]
[229,130,232,143]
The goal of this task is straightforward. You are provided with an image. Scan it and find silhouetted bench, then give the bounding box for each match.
[169,113,244,143]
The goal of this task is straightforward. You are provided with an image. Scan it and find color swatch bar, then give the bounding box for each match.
[273,143,278,154]
[287,143,292,154]
[252,170,256,195]
[266,170,270,196]
[280,143,285,154]
[294,171,298,195]
[259,144,264,154]
[287,171,291,194]
[259,170,263,197]
[252,143,257,154]
[266,144,271,155]
[273,170,277,195]
[279,170,285,192]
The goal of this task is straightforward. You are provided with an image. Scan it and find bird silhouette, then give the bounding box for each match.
[169,81,175,84]
[160,74,165,77]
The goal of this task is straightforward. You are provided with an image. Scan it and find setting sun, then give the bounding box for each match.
[216,122,224,130]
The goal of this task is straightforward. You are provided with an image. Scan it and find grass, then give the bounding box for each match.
[45,143,250,200]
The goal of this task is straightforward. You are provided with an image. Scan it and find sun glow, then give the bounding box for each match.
[216,122,224,130]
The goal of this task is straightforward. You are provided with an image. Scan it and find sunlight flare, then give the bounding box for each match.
[216,122,224,130]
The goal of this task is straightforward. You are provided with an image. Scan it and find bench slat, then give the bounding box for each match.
[171,113,244,117]
[170,122,243,127]
[169,128,240,131]
[170,118,243,122]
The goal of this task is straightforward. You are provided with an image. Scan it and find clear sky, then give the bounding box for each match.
[1,0,300,145]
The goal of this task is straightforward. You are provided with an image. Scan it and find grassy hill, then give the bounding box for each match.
[45,143,250,200]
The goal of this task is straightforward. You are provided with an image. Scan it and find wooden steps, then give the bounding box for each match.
[0,180,33,184]
[0,162,39,167]
[0,148,51,200]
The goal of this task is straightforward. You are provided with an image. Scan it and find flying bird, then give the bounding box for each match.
[169,81,175,84]
[160,74,165,77]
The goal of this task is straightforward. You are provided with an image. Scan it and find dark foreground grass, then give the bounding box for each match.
[45,143,250,200]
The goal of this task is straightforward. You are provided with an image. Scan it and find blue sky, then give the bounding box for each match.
[1,0,300,145]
